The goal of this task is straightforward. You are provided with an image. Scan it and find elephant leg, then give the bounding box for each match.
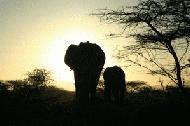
[75,83,80,100]
[90,73,100,103]
[74,71,88,104]
[74,71,80,101]
[119,90,125,104]
[90,83,97,103]
[81,87,89,104]
[104,83,111,103]
[78,78,90,104]
[113,88,120,104]
[119,81,126,104]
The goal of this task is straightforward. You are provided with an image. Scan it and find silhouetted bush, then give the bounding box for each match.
[26,68,53,90]
[0,81,10,95]
[126,81,150,93]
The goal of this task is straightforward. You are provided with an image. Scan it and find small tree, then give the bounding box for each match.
[27,68,53,89]
[93,0,190,98]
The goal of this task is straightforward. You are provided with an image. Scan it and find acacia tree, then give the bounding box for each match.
[27,68,53,89]
[93,0,190,97]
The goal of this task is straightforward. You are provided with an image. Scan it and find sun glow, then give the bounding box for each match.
[41,29,99,84]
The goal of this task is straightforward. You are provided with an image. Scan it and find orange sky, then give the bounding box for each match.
[0,0,168,90]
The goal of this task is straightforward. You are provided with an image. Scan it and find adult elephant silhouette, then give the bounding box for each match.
[103,66,126,104]
[64,41,105,104]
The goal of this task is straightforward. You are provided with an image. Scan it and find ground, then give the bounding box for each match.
[0,85,190,126]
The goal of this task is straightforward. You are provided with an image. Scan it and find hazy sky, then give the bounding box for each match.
[1,0,162,90]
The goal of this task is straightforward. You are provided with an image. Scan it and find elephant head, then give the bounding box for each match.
[64,41,105,103]
[103,66,126,104]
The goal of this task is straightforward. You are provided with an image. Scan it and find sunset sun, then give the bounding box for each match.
[41,29,99,83]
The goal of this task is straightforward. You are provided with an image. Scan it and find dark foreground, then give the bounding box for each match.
[0,86,190,126]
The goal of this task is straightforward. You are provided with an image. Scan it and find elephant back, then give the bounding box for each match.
[76,42,105,71]
[103,66,125,88]
[113,66,125,80]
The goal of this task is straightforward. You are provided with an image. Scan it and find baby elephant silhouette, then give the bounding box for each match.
[64,41,105,104]
[103,66,126,104]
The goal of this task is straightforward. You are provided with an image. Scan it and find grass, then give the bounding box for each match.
[0,84,190,126]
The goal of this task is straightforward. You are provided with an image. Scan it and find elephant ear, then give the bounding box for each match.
[103,67,112,80]
[64,44,78,70]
